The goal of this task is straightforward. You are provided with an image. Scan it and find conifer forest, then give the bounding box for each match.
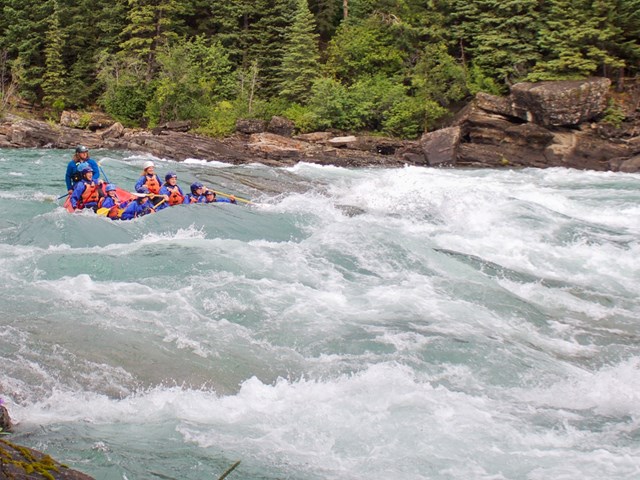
[1,0,638,138]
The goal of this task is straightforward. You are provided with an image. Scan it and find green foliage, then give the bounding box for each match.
[450,0,541,84]
[306,75,413,132]
[278,0,321,103]
[119,0,188,78]
[601,98,626,128]
[1,0,640,138]
[197,100,245,138]
[411,43,469,105]
[96,53,151,126]
[466,63,505,95]
[325,16,407,83]
[529,0,625,80]
[145,37,234,126]
[249,0,297,97]
[282,103,318,133]
[381,96,424,138]
[41,1,66,113]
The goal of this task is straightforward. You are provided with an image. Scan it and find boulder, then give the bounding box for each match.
[0,405,11,433]
[475,92,515,118]
[510,77,611,126]
[349,136,410,155]
[236,118,266,134]
[328,135,357,147]
[100,122,125,140]
[611,154,640,172]
[247,132,307,162]
[267,116,295,137]
[60,111,116,131]
[420,126,462,166]
[151,120,192,135]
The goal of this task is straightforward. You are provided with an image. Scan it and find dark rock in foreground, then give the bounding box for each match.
[0,405,94,480]
[0,439,94,480]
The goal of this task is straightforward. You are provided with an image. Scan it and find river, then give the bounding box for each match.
[1,148,639,479]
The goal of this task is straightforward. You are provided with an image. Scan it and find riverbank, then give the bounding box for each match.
[1,77,639,172]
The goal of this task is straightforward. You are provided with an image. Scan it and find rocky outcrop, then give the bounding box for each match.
[421,77,640,171]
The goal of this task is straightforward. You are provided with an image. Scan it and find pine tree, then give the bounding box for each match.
[448,0,541,85]
[42,0,67,112]
[278,0,321,102]
[0,0,51,103]
[249,0,297,97]
[119,0,187,79]
[531,0,624,80]
[309,0,340,41]
[208,0,262,69]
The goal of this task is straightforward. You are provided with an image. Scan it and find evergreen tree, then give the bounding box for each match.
[530,0,624,80]
[309,0,340,41]
[208,0,262,69]
[249,0,297,97]
[278,0,321,102]
[448,0,541,86]
[0,0,51,103]
[325,16,406,83]
[42,0,67,112]
[119,0,187,79]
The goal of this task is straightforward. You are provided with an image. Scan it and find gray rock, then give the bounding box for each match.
[420,126,462,166]
[267,116,295,137]
[612,154,640,172]
[510,77,611,126]
[236,118,266,134]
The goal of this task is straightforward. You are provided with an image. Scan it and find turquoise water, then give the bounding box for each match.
[1,148,640,479]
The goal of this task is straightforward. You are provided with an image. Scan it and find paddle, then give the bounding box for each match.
[208,188,252,204]
[97,161,110,184]
[150,197,166,211]
[57,193,70,200]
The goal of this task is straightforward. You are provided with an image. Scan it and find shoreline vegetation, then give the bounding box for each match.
[2,76,639,172]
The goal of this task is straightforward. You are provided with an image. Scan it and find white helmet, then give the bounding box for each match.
[143,161,155,170]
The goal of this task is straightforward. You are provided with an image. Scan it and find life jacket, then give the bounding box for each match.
[143,175,161,194]
[166,185,184,206]
[78,181,99,209]
[107,206,123,219]
[70,162,83,184]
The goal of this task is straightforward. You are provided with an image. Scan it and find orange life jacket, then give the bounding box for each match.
[143,175,161,194]
[166,185,184,206]
[78,182,99,209]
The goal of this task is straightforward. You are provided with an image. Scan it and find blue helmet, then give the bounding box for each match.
[105,184,117,192]
[190,182,203,194]
[165,172,177,182]
[78,162,92,174]
[75,145,89,153]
